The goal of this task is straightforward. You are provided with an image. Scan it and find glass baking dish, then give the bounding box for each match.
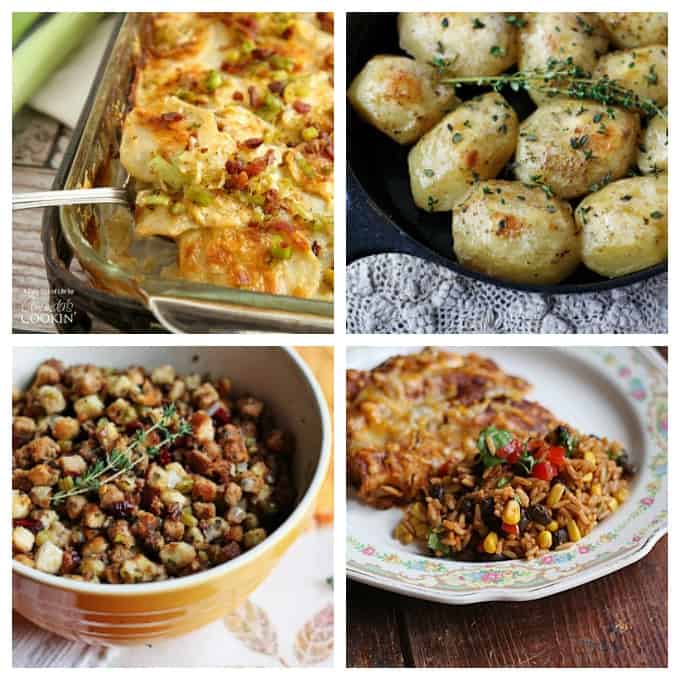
[58,13,334,333]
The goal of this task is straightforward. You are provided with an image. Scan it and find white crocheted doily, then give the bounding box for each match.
[346,254,667,334]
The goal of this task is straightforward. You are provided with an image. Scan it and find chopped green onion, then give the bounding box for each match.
[270,234,292,260]
[296,156,316,178]
[205,69,222,92]
[184,185,213,207]
[302,126,319,141]
[149,155,186,191]
[137,192,170,207]
[270,54,294,71]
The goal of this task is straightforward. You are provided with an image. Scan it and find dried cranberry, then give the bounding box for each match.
[242,138,263,149]
[126,420,144,435]
[232,91,244,101]
[212,407,231,425]
[13,518,42,533]
[109,500,134,519]
[268,81,285,95]
[158,448,172,466]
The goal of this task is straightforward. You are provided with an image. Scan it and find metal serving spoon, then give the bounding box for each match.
[12,187,128,210]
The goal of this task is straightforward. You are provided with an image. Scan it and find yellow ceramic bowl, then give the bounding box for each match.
[12,346,331,646]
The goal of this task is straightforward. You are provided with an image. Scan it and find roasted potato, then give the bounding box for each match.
[514,99,639,199]
[518,13,609,105]
[452,180,581,284]
[348,55,459,145]
[398,13,518,76]
[576,174,667,277]
[637,109,668,175]
[598,12,667,49]
[593,45,668,108]
[408,93,518,212]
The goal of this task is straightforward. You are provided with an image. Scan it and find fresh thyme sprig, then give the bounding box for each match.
[52,404,192,504]
[439,58,666,119]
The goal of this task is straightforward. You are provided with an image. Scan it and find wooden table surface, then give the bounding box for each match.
[347,349,668,668]
[13,107,118,333]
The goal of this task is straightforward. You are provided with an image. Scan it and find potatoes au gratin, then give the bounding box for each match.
[120,12,334,299]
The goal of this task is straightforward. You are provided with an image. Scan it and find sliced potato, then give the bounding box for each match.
[598,12,667,49]
[347,55,459,144]
[514,99,639,199]
[452,180,581,285]
[398,13,518,76]
[593,45,668,108]
[518,13,609,105]
[577,174,667,278]
[408,92,518,211]
[637,109,668,175]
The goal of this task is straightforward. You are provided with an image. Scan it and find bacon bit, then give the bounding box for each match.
[268,219,296,233]
[316,12,334,33]
[226,158,244,175]
[236,15,258,35]
[160,111,184,122]
[241,138,263,149]
[282,26,294,40]
[252,48,274,60]
[263,188,280,214]
[232,91,244,101]
[244,157,267,178]
[212,407,231,425]
[312,240,321,256]
[225,170,249,190]
[268,80,285,94]
[248,85,262,109]
[293,100,311,114]
[223,63,244,75]
[13,518,42,532]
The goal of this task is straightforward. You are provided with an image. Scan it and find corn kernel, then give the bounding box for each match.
[502,499,521,525]
[591,483,602,496]
[547,520,559,532]
[538,530,553,549]
[608,498,619,511]
[483,531,498,554]
[567,519,582,542]
[614,487,629,504]
[546,483,566,508]
[584,451,596,463]
[582,472,593,483]
[302,126,319,141]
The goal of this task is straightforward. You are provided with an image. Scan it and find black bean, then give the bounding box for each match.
[480,498,501,531]
[617,452,638,476]
[459,497,474,521]
[552,528,569,549]
[517,507,529,533]
[527,503,552,525]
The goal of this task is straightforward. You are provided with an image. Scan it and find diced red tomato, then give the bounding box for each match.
[532,461,557,481]
[501,522,519,536]
[547,446,566,468]
[497,439,523,464]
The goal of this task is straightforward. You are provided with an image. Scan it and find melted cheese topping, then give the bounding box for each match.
[120,12,334,299]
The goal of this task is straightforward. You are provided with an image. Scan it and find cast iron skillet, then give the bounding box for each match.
[347,12,667,294]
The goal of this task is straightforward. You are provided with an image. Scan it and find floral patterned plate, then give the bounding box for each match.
[346,347,667,603]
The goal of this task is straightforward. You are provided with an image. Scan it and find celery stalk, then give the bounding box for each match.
[13,12,103,115]
[12,13,41,47]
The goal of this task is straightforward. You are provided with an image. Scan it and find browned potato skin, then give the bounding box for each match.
[637,109,667,175]
[408,93,518,212]
[593,45,668,108]
[518,13,609,105]
[514,99,640,200]
[348,55,459,144]
[452,180,581,285]
[598,12,667,49]
[577,174,667,277]
[398,13,518,77]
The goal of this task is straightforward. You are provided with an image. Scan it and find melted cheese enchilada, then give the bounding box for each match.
[120,12,334,300]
